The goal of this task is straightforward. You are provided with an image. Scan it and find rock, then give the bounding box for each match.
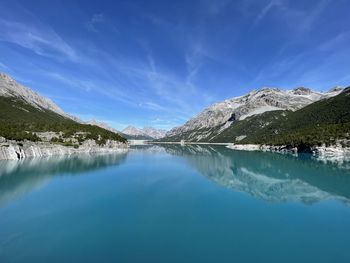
[227,143,350,163]
[313,144,350,164]
[0,138,129,160]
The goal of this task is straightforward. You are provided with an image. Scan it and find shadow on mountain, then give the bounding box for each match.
[0,153,128,206]
[156,144,350,204]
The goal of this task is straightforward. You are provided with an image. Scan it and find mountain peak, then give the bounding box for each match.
[122,126,167,139]
[328,86,343,93]
[0,72,70,118]
[260,87,281,92]
[292,87,312,95]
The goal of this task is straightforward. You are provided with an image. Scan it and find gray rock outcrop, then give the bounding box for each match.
[0,137,128,160]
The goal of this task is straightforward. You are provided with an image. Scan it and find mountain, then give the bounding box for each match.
[236,87,350,148]
[142,127,168,139]
[122,126,167,140]
[0,72,74,120]
[85,119,120,134]
[0,72,127,153]
[161,87,344,143]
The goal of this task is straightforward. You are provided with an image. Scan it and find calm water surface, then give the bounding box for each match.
[1,145,350,263]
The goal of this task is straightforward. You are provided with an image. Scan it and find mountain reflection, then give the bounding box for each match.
[1,145,350,206]
[156,144,350,204]
[0,153,128,206]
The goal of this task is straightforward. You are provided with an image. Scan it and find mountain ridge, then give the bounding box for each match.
[0,72,127,160]
[122,125,167,140]
[0,73,75,120]
[163,86,344,142]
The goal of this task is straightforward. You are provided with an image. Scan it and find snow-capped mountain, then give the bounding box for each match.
[0,72,72,119]
[122,126,167,139]
[166,87,343,138]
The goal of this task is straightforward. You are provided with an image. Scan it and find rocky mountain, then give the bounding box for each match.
[0,73,74,120]
[122,126,167,140]
[163,87,343,142]
[0,72,127,159]
[86,119,120,134]
[234,87,350,147]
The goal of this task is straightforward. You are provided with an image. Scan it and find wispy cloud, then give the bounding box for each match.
[87,13,106,32]
[253,0,285,26]
[0,18,78,62]
[298,0,330,33]
[253,0,330,35]
[0,62,9,70]
[185,43,206,84]
[318,30,350,52]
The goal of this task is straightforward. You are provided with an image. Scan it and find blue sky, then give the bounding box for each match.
[0,0,349,130]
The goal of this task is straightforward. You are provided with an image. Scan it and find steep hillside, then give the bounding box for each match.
[239,87,350,147]
[163,87,343,142]
[0,73,71,119]
[198,87,350,147]
[0,73,127,146]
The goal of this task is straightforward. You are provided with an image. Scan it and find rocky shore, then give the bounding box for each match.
[227,144,298,153]
[227,143,350,163]
[0,137,128,160]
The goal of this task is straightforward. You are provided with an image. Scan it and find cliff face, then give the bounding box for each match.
[0,137,128,160]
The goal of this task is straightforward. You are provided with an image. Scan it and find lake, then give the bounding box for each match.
[1,144,350,263]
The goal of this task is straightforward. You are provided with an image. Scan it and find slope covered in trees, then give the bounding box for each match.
[0,96,127,144]
[214,87,350,147]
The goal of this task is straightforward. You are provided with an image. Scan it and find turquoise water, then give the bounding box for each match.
[1,145,350,263]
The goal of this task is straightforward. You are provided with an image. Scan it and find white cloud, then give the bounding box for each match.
[87,13,106,32]
[254,0,285,26]
[253,0,330,35]
[0,18,78,62]
[0,62,9,70]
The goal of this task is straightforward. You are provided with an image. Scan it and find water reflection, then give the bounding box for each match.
[155,144,350,204]
[0,153,128,206]
[1,145,350,206]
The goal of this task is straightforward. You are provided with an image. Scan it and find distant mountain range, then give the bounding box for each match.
[122,126,167,140]
[159,86,350,150]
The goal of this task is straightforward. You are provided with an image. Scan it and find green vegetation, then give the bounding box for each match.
[210,111,285,143]
[159,88,350,149]
[212,87,350,147]
[0,96,127,145]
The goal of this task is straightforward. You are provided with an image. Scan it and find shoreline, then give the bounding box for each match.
[150,141,231,146]
[0,138,128,160]
[152,141,350,163]
[226,143,350,163]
